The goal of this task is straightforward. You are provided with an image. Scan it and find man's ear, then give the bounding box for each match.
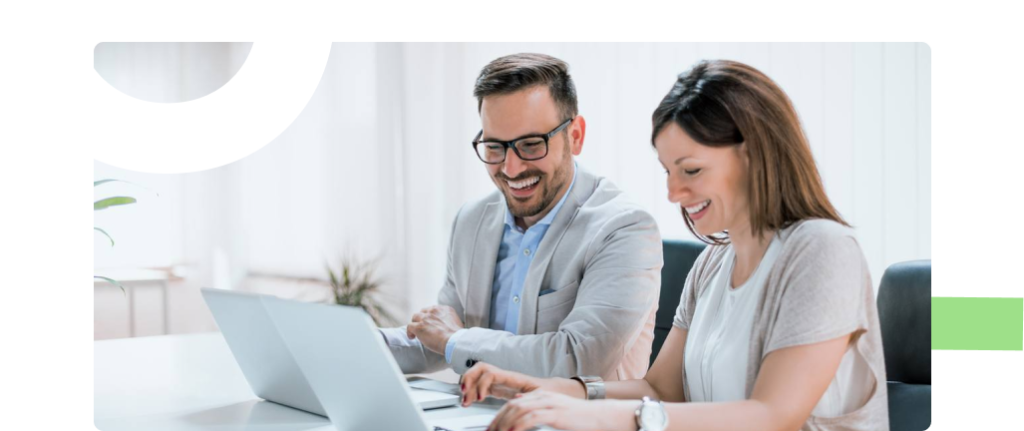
[570,116,586,156]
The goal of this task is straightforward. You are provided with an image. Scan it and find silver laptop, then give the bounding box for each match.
[201,288,460,419]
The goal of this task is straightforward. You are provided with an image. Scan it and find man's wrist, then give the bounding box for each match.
[443,328,467,364]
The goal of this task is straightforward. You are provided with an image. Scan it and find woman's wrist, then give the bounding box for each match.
[619,400,643,431]
[555,377,589,399]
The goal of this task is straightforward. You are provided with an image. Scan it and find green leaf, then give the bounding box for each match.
[327,265,340,288]
[94,227,115,246]
[354,280,369,294]
[339,293,354,306]
[324,266,338,302]
[94,276,126,295]
[94,196,137,210]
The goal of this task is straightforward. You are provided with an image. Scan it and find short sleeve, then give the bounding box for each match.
[764,226,873,354]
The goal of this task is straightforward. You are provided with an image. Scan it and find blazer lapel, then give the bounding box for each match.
[516,165,598,334]
[464,201,504,328]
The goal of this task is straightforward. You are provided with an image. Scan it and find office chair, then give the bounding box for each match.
[650,239,706,368]
[877,260,932,431]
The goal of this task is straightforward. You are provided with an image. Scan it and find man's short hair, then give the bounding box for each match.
[473,53,578,121]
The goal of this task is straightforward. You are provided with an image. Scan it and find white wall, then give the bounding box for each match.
[92,41,933,331]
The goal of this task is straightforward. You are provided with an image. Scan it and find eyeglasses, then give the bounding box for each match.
[471,118,573,164]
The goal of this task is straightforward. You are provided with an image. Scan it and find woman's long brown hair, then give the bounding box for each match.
[651,60,847,245]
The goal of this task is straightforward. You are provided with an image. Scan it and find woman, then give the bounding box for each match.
[459,60,889,431]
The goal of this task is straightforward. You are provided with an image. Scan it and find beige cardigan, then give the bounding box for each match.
[673,219,889,431]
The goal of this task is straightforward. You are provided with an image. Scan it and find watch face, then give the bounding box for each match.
[641,402,668,430]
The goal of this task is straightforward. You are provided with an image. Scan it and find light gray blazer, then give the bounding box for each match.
[383,164,662,380]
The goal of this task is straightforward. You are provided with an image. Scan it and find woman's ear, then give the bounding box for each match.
[736,141,750,168]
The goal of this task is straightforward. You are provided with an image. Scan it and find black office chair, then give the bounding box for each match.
[877,260,931,431]
[650,240,706,368]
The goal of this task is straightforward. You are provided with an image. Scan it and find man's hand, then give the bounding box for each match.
[407,305,465,354]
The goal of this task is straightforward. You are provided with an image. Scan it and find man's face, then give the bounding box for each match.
[479,86,580,224]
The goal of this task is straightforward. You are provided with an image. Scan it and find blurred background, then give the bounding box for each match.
[94,42,930,340]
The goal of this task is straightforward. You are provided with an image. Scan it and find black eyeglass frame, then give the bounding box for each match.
[471,116,577,163]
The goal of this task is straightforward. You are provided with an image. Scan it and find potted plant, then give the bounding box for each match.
[94,179,156,293]
[326,256,395,327]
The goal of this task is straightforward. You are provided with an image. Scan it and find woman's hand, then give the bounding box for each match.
[459,362,547,406]
[488,390,637,431]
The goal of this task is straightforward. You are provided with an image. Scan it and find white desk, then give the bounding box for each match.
[95,332,502,430]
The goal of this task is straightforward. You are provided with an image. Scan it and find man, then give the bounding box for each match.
[380,53,662,381]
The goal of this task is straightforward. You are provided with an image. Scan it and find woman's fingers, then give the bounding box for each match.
[461,363,543,408]
[509,409,557,431]
[475,369,497,402]
[461,363,506,406]
[487,392,518,429]
[461,363,490,406]
[490,382,521,399]
[490,392,554,431]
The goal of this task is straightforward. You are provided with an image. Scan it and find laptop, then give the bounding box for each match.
[201,288,461,419]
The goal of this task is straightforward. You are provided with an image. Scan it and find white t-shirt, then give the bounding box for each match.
[683,234,873,417]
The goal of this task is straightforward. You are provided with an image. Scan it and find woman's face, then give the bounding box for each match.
[654,122,751,237]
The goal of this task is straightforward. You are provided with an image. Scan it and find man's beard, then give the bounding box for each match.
[496,150,572,219]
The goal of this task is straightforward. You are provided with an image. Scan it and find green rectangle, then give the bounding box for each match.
[933,297,1023,350]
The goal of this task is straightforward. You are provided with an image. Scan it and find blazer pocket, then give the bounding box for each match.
[537,280,579,311]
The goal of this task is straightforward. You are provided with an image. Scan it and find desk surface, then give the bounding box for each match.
[95,332,501,430]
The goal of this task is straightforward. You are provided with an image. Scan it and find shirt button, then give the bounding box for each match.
[523,249,531,256]
[513,295,520,304]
